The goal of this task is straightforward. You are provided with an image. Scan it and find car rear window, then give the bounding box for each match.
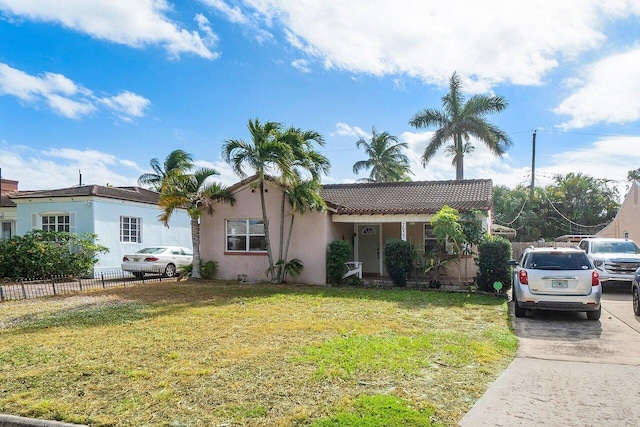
[523,252,591,270]
[136,247,166,254]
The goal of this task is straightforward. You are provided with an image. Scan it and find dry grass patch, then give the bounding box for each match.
[0,281,517,426]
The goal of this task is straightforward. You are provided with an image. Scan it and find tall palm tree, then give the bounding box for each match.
[409,72,512,180]
[222,119,293,281]
[159,168,234,279]
[276,126,330,282]
[352,128,412,183]
[138,149,194,191]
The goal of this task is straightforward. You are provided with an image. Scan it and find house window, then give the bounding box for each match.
[32,212,75,233]
[424,224,444,253]
[361,226,376,235]
[42,214,70,232]
[120,216,142,243]
[226,219,266,252]
[1,221,11,240]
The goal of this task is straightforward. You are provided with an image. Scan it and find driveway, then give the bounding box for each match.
[459,286,640,426]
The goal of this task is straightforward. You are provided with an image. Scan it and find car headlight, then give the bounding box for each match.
[593,259,605,269]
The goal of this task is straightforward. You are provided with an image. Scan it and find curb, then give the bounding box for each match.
[0,415,87,427]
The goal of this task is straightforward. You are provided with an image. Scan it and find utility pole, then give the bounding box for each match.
[530,130,536,198]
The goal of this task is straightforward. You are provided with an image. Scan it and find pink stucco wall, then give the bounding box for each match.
[200,180,336,284]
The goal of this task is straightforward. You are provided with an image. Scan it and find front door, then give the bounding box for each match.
[358,224,380,275]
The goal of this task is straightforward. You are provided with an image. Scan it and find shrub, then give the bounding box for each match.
[179,260,219,280]
[475,235,512,292]
[327,240,352,285]
[384,239,414,287]
[0,230,108,280]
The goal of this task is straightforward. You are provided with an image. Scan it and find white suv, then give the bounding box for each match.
[510,247,602,320]
[578,238,640,287]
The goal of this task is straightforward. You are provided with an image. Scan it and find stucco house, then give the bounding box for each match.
[596,180,640,241]
[0,178,19,240]
[6,183,192,273]
[200,175,493,285]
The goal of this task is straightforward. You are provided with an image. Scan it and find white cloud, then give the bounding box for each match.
[232,0,639,89]
[199,0,248,24]
[332,123,369,139]
[99,91,151,121]
[199,0,273,43]
[0,63,150,120]
[291,59,311,73]
[0,145,141,189]
[554,48,640,129]
[0,0,216,59]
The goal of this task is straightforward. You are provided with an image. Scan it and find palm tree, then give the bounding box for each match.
[159,168,234,279]
[276,126,330,282]
[138,149,194,191]
[222,119,293,281]
[352,128,412,183]
[409,72,512,180]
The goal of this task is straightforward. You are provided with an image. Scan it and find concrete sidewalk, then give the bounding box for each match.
[458,358,640,426]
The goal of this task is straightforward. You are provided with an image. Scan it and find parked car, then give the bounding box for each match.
[121,246,193,278]
[633,267,640,316]
[578,237,640,288]
[510,247,602,320]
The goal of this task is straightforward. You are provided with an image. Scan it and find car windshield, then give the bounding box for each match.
[136,247,167,254]
[523,252,591,270]
[591,241,640,254]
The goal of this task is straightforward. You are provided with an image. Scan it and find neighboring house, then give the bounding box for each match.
[9,184,192,273]
[200,175,493,285]
[0,178,19,240]
[596,180,640,241]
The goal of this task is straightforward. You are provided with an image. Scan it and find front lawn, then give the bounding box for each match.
[0,282,517,426]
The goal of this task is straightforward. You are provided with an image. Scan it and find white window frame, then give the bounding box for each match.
[225,219,267,252]
[120,216,142,243]
[32,212,75,233]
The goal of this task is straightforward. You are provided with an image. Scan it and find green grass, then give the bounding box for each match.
[0,282,517,426]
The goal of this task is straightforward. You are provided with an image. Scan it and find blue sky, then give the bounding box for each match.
[1,1,640,198]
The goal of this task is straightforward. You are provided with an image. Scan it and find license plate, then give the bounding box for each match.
[552,279,568,288]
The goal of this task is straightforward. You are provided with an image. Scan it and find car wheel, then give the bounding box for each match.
[586,307,602,321]
[133,271,145,279]
[633,286,640,316]
[513,292,526,318]
[165,263,177,278]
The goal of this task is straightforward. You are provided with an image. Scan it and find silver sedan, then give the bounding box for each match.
[121,246,193,278]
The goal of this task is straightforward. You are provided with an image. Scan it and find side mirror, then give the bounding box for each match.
[508,260,518,267]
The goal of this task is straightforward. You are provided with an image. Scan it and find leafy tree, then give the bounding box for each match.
[493,174,620,241]
[159,168,234,279]
[431,205,466,285]
[223,119,292,281]
[138,149,194,191]
[409,72,512,180]
[627,168,640,182]
[352,127,412,182]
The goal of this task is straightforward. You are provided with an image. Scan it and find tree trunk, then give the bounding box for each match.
[191,216,202,279]
[281,214,296,283]
[259,178,276,281]
[277,190,286,282]
[456,133,464,180]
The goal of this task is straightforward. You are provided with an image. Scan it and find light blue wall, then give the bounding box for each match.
[15,197,192,272]
[92,198,191,271]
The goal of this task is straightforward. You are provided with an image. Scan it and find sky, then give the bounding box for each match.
[1,0,640,200]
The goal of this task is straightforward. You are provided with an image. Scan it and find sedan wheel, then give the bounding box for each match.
[513,292,526,318]
[165,263,177,278]
[633,286,640,316]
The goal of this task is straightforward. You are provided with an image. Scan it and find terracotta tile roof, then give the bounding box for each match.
[321,179,493,215]
[9,185,160,205]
